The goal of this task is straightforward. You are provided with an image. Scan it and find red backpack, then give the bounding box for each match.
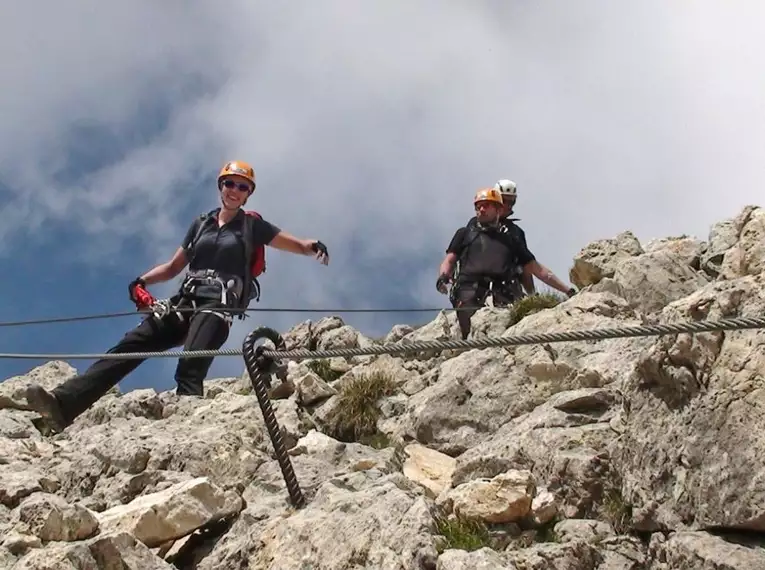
[242,210,267,279]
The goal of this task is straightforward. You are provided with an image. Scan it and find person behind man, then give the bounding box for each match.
[437,187,575,339]
[25,160,329,433]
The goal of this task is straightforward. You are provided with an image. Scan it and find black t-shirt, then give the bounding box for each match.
[446,223,535,279]
[181,209,281,279]
[466,216,528,249]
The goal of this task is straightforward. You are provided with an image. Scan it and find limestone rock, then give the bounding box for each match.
[3,208,765,569]
[249,471,439,570]
[447,470,536,524]
[613,248,711,314]
[719,206,765,280]
[294,370,337,406]
[12,531,176,569]
[0,361,78,410]
[436,547,514,570]
[649,531,765,570]
[554,518,615,543]
[385,324,415,344]
[530,488,559,525]
[18,492,99,542]
[402,443,456,499]
[612,273,765,531]
[96,477,243,548]
[569,230,644,288]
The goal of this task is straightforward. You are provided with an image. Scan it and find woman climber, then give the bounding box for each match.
[25,160,329,433]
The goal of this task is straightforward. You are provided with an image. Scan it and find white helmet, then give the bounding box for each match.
[494,179,517,197]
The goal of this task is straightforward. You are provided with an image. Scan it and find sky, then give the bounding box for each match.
[0,1,763,394]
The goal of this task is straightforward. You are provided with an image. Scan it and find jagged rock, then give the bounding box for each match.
[530,488,559,525]
[719,206,765,280]
[3,209,765,569]
[554,518,615,543]
[504,539,603,568]
[2,531,42,556]
[612,247,711,314]
[0,361,79,410]
[96,477,243,548]
[385,292,644,456]
[317,324,360,351]
[445,470,536,524]
[569,230,644,288]
[249,471,438,570]
[385,324,415,343]
[12,531,176,569]
[436,547,513,569]
[649,530,765,570]
[402,443,456,499]
[643,235,706,267]
[452,387,619,518]
[294,370,337,406]
[613,273,765,532]
[17,492,99,542]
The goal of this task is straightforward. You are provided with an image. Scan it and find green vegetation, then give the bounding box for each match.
[508,292,565,326]
[602,487,632,534]
[324,370,396,443]
[434,512,491,553]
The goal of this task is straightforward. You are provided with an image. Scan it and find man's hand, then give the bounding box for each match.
[436,273,451,294]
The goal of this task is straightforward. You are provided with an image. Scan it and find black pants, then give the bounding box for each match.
[52,301,231,425]
[450,279,519,339]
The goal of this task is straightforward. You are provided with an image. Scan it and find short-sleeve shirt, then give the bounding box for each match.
[181,209,281,280]
[446,224,535,279]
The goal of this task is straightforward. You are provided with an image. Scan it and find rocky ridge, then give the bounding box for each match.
[1,205,765,569]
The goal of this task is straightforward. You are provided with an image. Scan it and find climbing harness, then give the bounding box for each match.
[177,270,244,326]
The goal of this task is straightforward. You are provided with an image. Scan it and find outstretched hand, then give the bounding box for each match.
[309,240,329,265]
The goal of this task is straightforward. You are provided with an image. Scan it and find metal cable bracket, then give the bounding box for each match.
[242,326,306,509]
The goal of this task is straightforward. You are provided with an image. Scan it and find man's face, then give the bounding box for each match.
[501,195,516,217]
[475,200,502,223]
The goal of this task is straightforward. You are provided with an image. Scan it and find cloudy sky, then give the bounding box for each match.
[0,1,763,393]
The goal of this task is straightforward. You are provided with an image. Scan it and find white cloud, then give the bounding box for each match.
[1,1,764,380]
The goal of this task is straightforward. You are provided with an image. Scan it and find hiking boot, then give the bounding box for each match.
[25,384,68,433]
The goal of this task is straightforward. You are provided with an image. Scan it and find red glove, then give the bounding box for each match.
[128,277,155,310]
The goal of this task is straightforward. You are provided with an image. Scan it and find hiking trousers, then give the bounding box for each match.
[52,302,231,425]
[450,278,519,340]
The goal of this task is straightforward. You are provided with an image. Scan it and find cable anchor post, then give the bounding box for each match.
[242,326,305,509]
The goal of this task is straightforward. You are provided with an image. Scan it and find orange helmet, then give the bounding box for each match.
[473,187,503,206]
[218,160,256,191]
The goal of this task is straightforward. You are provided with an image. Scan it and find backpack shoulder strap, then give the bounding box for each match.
[239,212,255,309]
[187,209,218,261]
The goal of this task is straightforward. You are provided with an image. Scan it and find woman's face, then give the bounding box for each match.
[219,176,253,209]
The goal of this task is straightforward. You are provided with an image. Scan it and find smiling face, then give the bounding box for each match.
[219,175,254,210]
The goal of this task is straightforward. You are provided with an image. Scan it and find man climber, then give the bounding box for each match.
[438,187,575,339]
[465,179,533,295]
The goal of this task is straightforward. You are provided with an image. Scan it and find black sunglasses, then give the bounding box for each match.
[221,179,253,192]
